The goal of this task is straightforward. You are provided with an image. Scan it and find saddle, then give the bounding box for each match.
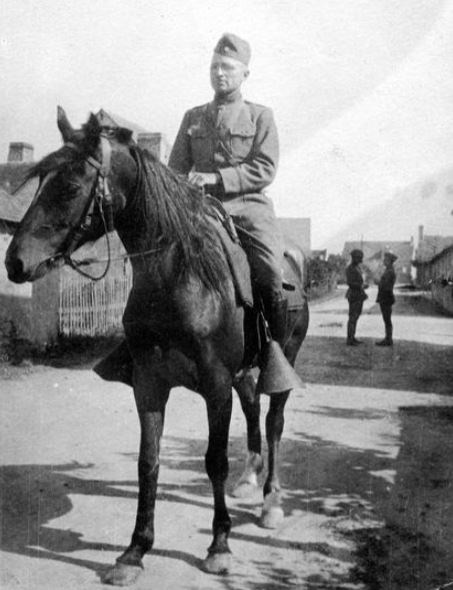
[94,198,305,392]
[206,196,304,310]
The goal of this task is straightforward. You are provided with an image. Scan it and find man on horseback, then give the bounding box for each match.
[169,33,288,358]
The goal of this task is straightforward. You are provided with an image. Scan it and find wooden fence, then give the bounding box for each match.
[59,262,132,337]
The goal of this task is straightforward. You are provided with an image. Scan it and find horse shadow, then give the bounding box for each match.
[0,435,279,582]
[4,404,453,589]
[0,461,146,578]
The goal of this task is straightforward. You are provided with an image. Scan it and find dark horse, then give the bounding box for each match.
[5,108,308,585]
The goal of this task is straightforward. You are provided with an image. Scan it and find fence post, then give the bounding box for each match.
[31,269,60,347]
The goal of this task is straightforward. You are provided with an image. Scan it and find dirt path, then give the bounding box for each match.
[0,287,452,589]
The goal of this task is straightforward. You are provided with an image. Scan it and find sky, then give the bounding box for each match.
[1,0,452,249]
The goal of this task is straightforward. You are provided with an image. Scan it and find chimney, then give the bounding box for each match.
[137,133,170,164]
[418,225,424,244]
[7,142,34,164]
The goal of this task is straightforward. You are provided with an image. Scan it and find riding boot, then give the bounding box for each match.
[346,321,356,345]
[376,326,393,346]
[256,293,303,395]
[265,294,288,349]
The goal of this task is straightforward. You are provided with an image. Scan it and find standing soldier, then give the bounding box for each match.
[169,33,298,385]
[375,251,397,346]
[345,249,368,345]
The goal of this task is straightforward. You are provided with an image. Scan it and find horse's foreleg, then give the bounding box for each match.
[232,372,263,498]
[103,372,169,586]
[260,390,290,529]
[202,379,233,575]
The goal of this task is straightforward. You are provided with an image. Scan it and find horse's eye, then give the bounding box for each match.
[65,181,81,198]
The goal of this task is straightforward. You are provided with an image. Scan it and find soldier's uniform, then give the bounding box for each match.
[376,253,397,346]
[169,91,282,298]
[169,33,286,344]
[345,250,368,345]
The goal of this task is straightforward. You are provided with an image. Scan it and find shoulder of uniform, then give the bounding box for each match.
[244,100,272,114]
[185,103,210,117]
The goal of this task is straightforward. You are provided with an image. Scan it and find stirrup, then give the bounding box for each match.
[256,340,304,395]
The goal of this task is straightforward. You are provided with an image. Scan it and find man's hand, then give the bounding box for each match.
[188,171,219,189]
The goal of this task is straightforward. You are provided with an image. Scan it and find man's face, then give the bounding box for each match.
[210,54,249,96]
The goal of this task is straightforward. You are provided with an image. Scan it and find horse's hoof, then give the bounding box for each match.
[260,505,284,528]
[260,492,284,529]
[102,562,143,586]
[231,480,259,498]
[201,552,232,575]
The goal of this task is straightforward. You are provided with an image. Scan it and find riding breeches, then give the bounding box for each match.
[221,192,283,297]
[347,300,363,339]
[379,303,393,337]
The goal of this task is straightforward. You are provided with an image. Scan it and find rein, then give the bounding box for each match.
[62,134,114,281]
[60,134,165,280]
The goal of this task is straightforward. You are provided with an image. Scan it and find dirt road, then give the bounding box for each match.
[0,287,452,589]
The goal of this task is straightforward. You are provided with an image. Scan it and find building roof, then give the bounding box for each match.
[415,235,453,263]
[0,162,32,194]
[342,240,413,262]
[277,217,311,256]
[0,179,38,223]
[96,109,148,139]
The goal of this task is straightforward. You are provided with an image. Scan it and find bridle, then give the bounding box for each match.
[61,133,115,281]
[45,132,164,281]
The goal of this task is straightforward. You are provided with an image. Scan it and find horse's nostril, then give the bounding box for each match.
[6,256,25,283]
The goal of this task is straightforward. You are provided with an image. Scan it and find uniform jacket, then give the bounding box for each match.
[346,264,368,302]
[168,93,279,197]
[376,267,396,305]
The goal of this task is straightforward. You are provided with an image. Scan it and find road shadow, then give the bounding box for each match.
[3,410,453,589]
[351,405,453,590]
[0,425,392,589]
[297,334,453,394]
[0,462,132,578]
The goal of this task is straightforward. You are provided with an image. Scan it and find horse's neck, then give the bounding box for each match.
[112,149,170,274]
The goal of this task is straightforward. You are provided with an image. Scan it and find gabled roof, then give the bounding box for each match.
[415,235,453,263]
[0,162,32,194]
[0,178,38,223]
[96,109,148,138]
[343,240,413,262]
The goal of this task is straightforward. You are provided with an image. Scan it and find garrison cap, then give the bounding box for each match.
[214,33,251,65]
[384,251,398,262]
[350,249,364,258]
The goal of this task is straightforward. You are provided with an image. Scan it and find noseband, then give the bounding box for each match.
[62,133,114,281]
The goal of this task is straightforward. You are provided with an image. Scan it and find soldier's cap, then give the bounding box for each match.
[213,33,251,66]
[350,249,364,258]
[384,251,398,262]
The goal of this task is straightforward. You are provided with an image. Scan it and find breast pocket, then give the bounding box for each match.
[228,122,256,161]
[188,125,212,165]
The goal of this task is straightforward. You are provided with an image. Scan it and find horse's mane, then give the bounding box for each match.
[25,125,231,297]
[130,146,230,296]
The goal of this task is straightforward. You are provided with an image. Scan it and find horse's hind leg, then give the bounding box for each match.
[103,367,170,586]
[260,390,290,529]
[201,368,234,574]
[232,371,264,498]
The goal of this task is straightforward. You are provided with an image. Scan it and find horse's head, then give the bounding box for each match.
[5,107,133,283]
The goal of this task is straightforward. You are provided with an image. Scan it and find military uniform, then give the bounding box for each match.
[168,90,282,298]
[345,256,368,344]
[376,255,397,345]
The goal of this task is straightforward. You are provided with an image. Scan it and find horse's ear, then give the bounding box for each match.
[84,113,102,151]
[57,106,74,141]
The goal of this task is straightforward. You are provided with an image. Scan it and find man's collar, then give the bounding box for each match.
[213,89,242,105]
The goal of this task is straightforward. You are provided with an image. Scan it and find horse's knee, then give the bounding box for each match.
[205,448,228,482]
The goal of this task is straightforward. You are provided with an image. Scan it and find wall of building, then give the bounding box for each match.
[0,234,33,342]
[431,282,453,315]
